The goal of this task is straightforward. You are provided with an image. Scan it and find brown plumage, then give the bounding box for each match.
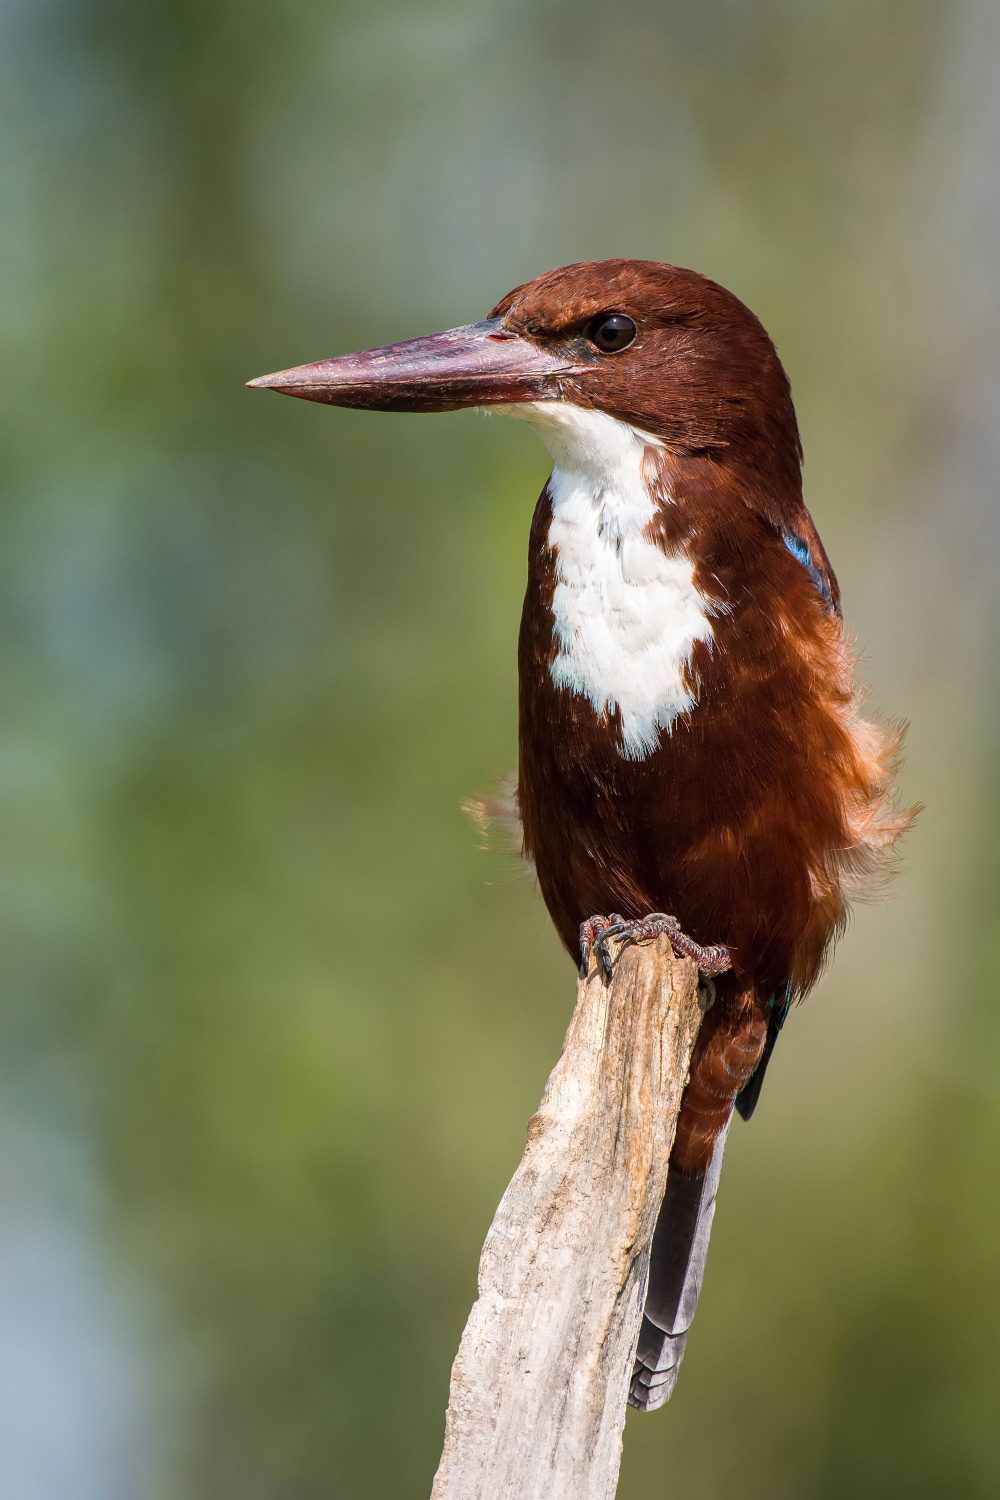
[504,263,911,1170]
[249,257,917,1408]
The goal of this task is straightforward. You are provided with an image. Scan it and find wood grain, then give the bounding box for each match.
[430,935,704,1500]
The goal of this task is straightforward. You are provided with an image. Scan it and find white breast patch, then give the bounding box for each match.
[502,401,716,760]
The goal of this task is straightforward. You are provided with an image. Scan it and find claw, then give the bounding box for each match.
[578,914,626,980]
[577,910,732,981]
[579,920,595,977]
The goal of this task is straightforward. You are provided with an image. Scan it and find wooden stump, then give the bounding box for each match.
[430,934,704,1500]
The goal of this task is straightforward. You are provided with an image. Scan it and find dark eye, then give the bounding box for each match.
[587,313,637,353]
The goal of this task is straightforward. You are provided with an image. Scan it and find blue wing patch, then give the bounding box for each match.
[782,531,834,610]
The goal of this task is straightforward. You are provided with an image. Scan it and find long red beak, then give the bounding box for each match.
[247,319,583,411]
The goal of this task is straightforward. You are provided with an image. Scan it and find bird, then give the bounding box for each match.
[249,259,916,1410]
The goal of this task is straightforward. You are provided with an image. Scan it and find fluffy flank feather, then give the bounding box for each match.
[462,775,527,860]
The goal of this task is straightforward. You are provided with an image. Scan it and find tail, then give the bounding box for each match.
[628,1117,730,1411]
[629,986,790,1410]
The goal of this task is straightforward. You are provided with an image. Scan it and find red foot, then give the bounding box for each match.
[579,912,732,981]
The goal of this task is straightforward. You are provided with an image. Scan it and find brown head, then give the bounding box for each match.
[490,260,803,506]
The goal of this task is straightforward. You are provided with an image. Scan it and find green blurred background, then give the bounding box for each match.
[0,0,998,1495]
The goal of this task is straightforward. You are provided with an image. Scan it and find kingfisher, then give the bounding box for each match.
[249,260,915,1410]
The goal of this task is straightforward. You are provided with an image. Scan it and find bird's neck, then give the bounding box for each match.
[508,401,722,760]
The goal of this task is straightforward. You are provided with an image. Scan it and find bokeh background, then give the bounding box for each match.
[1,0,998,1495]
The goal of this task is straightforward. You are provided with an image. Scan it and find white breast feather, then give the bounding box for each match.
[502,401,716,760]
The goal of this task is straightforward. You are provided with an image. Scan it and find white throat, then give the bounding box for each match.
[502,401,716,759]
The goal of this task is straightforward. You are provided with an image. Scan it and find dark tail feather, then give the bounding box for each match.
[735,986,790,1121]
[628,1117,730,1411]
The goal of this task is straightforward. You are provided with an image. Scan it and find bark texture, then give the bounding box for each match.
[430,935,704,1500]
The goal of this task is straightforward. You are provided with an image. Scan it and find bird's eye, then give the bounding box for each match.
[587,313,637,353]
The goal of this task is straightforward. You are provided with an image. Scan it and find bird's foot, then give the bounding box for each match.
[579,912,732,982]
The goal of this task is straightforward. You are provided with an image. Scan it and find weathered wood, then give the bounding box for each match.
[430,935,704,1500]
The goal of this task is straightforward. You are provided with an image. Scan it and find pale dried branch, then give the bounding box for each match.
[431,934,704,1500]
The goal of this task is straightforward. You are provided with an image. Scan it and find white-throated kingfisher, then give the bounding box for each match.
[250,260,915,1409]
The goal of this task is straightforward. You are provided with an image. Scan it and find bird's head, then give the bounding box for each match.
[249,259,803,504]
